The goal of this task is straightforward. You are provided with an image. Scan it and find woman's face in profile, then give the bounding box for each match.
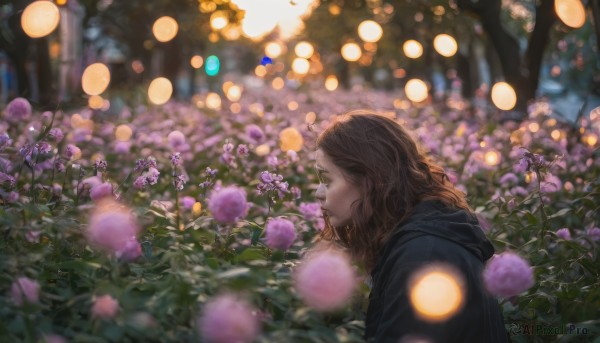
[314,149,361,228]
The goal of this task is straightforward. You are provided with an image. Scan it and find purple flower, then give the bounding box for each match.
[64,144,81,160]
[208,186,248,224]
[237,144,249,156]
[245,124,265,143]
[299,202,322,221]
[556,228,571,240]
[181,196,196,209]
[513,158,528,174]
[48,128,64,143]
[259,171,273,183]
[10,277,40,306]
[499,173,519,186]
[170,152,183,166]
[94,159,108,173]
[116,237,142,262]
[92,295,119,320]
[540,174,562,193]
[86,200,140,254]
[0,172,16,189]
[264,218,296,250]
[90,182,113,201]
[167,130,186,149]
[483,252,534,297]
[294,249,357,311]
[586,227,600,242]
[5,97,32,123]
[197,294,260,343]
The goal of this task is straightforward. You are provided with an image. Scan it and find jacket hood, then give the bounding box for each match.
[393,200,495,262]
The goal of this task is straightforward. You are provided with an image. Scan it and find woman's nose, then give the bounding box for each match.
[315,183,326,201]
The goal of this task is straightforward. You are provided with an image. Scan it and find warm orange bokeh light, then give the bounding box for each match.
[152,16,178,43]
[279,127,304,152]
[555,0,586,29]
[147,77,173,105]
[405,79,429,103]
[82,63,111,96]
[409,265,465,322]
[491,82,517,111]
[21,1,60,38]
[357,20,383,43]
[403,40,423,59]
[433,34,458,57]
[341,43,362,62]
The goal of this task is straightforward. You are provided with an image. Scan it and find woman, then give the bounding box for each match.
[314,110,508,343]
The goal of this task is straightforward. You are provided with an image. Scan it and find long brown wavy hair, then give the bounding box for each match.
[316,110,472,273]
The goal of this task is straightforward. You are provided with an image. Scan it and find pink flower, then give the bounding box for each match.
[540,174,562,193]
[181,196,196,209]
[5,97,32,123]
[116,237,142,262]
[197,294,260,343]
[92,295,119,320]
[483,252,534,297]
[86,200,140,254]
[587,227,600,241]
[208,186,248,224]
[90,182,113,201]
[10,277,40,306]
[168,130,186,149]
[42,334,67,343]
[294,249,357,311]
[64,144,81,160]
[299,202,322,221]
[556,228,571,240]
[245,124,264,143]
[264,218,296,250]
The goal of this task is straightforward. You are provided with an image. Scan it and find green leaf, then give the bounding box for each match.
[237,247,267,262]
[217,267,250,279]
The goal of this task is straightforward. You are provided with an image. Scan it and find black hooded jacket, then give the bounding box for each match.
[365,200,509,343]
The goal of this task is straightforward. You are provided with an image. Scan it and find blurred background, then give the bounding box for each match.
[1,0,599,121]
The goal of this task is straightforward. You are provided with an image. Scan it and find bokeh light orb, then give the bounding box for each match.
[152,16,178,43]
[305,111,317,124]
[21,1,60,38]
[279,127,304,152]
[357,20,383,43]
[409,265,465,322]
[147,77,173,105]
[555,0,586,29]
[403,40,423,59]
[433,34,458,57]
[325,75,339,91]
[484,149,501,166]
[88,95,104,110]
[190,55,204,69]
[491,82,517,111]
[81,63,111,96]
[226,85,242,102]
[405,79,429,103]
[115,124,133,142]
[292,58,310,75]
[295,41,314,59]
[210,11,229,30]
[206,92,222,110]
[265,41,284,58]
[341,43,362,62]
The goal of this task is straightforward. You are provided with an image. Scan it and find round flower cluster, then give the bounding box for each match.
[294,249,357,311]
[483,251,534,297]
[264,218,296,250]
[208,186,248,224]
[197,294,260,343]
